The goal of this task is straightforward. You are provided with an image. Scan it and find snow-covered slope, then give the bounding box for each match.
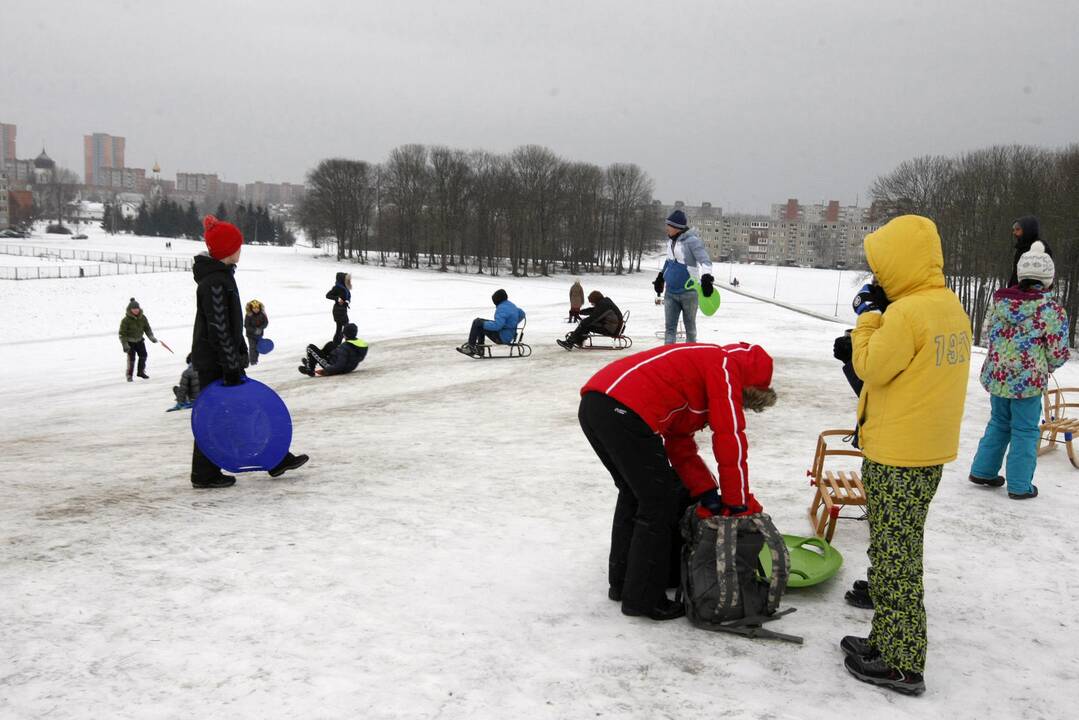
[1,228,1076,719]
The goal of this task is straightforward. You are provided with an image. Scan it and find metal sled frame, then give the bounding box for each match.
[473,318,532,359]
[1039,387,1079,468]
[578,311,633,350]
[807,430,866,542]
[686,606,803,644]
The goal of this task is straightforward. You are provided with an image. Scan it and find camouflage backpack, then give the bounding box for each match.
[679,509,802,643]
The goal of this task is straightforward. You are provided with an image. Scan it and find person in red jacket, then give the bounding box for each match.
[579,342,777,620]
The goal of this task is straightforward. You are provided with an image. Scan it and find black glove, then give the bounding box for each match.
[852,283,889,315]
[697,488,723,516]
[222,369,246,387]
[653,271,664,296]
[700,273,715,297]
[833,334,853,363]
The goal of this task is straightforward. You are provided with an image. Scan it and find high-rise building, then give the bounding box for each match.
[0,172,9,228]
[176,172,221,196]
[84,133,126,186]
[0,123,15,168]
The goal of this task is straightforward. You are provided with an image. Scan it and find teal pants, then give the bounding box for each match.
[970,394,1042,495]
[863,459,941,674]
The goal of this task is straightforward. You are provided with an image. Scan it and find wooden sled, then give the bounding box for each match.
[807,430,866,543]
[1039,387,1079,468]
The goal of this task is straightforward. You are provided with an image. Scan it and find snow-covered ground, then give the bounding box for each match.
[2,227,1077,719]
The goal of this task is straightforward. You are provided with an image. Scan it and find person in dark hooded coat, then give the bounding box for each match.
[326,272,352,344]
[1008,216,1053,287]
[189,215,308,489]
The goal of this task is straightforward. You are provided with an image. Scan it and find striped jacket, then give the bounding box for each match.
[581,343,773,512]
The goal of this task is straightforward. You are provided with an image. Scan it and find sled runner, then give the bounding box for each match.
[458,318,532,359]
[807,430,867,542]
[577,311,633,350]
[1039,387,1079,468]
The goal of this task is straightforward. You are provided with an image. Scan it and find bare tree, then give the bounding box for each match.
[300,159,374,261]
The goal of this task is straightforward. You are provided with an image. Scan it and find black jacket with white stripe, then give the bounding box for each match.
[191,254,249,375]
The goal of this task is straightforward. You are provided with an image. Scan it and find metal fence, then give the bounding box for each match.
[0,244,192,280]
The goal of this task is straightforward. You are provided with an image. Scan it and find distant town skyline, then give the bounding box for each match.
[4,0,1077,212]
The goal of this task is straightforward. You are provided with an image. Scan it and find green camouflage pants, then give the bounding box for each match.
[863,459,941,674]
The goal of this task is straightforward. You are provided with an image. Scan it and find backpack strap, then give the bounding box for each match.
[750,513,790,616]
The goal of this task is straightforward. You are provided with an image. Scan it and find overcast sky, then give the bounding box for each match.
[3,0,1077,211]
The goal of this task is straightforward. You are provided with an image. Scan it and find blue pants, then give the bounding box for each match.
[970,394,1042,494]
[663,291,698,344]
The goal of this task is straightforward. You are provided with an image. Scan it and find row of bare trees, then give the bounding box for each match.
[871,144,1079,347]
[297,144,662,276]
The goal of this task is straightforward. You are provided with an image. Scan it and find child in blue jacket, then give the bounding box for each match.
[459,289,525,356]
[969,241,1069,499]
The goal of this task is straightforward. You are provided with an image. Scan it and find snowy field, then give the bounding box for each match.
[2,227,1078,719]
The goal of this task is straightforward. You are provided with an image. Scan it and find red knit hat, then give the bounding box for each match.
[203,215,243,260]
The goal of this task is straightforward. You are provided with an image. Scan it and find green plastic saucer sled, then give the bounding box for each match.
[759,534,843,588]
[684,278,721,316]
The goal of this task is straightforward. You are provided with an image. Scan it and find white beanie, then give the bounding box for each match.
[1016,241,1055,286]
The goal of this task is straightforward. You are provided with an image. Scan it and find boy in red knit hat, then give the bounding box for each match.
[189,215,308,488]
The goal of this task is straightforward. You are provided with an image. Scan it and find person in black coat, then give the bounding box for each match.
[1008,216,1053,287]
[557,291,623,349]
[299,323,369,376]
[326,272,352,344]
[190,216,308,489]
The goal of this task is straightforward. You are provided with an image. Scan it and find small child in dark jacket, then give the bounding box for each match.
[326,272,352,344]
[169,354,201,411]
[299,323,368,376]
[244,299,269,365]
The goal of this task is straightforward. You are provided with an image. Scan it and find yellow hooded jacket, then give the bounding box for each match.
[852,215,972,467]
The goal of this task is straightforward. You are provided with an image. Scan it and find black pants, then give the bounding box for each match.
[247,334,260,365]
[468,318,502,346]
[578,391,684,612]
[568,312,615,344]
[126,341,147,378]
[333,310,349,345]
[191,368,224,480]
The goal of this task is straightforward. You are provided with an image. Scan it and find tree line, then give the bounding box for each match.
[297,144,662,275]
[102,199,295,246]
[871,144,1079,347]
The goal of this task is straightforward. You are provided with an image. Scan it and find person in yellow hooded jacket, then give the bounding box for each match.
[840,215,972,696]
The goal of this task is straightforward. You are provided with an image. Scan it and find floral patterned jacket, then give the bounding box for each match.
[980,286,1070,399]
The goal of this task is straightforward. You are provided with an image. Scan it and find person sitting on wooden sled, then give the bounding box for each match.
[300,323,368,376]
[558,291,623,350]
[578,342,776,621]
[458,289,526,357]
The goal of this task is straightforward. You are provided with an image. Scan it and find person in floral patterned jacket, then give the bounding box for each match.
[970,241,1070,499]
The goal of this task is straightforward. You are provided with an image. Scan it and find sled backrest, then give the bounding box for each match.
[618,310,630,337]
[512,316,527,345]
[809,430,862,483]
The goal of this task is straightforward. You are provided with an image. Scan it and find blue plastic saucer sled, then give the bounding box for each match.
[684,278,721,316]
[191,378,292,473]
[256,337,275,354]
[758,534,844,588]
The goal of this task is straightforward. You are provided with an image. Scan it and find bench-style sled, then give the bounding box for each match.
[458,318,532,359]
[577,311,633,351]
[1039,386,1079,468]
[807,430,867,542]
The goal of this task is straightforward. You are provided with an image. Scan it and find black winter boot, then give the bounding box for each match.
[844,653,925,695]
[621,597,685,621]
[268,452,309,478]
[840,635,877,658]
[192,472,236,489]
[969,473,1005,488]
